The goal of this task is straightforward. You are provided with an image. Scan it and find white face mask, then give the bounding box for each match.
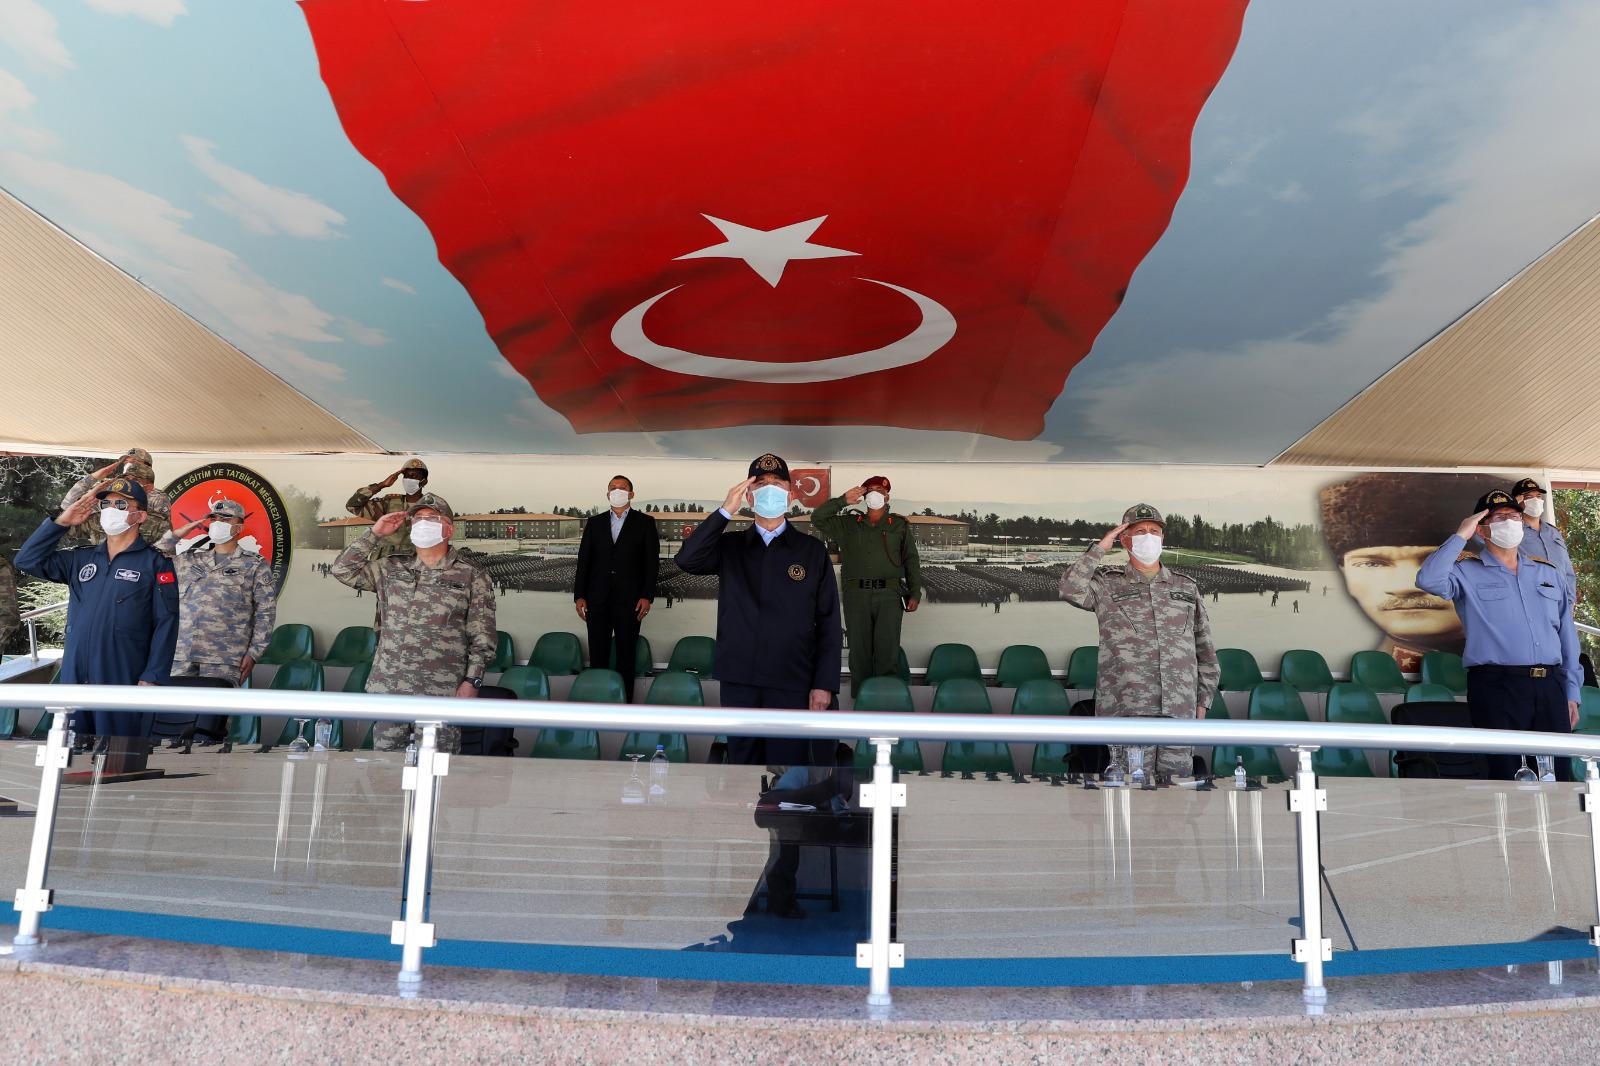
[752,484,790,519]
[208,521,236,545]
[1487,519,1524,550]
[399,477,422,496]
[864,491,887,510]
[98,508,132,536]
[409,519,446,549]
[607,488,631,509]
[1129,532,1163,566]
[1522,497,1545,519]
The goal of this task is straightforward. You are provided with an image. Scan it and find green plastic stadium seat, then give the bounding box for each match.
[619,732,689,763]
[529,632,584,676]
[931,678,992,714]
[942,741,1015,775]
[531,729,601,760]
[570,668,627,704]
[996,645,1052,688]
[896,647,912,686]
[1349,650,1408,694]
[1315,683,1387,778]
[1216,649,1263,692]
[646,671,705,706]
[1420,651,1468,695]
[1570,686,1600,780]
[322,626,376,667]
[1278,649,1334,694]
[1011,678,1070,716]
[1405,683,1457,703]
[1248,681,1309,723]
[853,738,925,772]
[1204,696,1231,720]
[341,660,373,693]
[926,643,982,686]
[666,635,716,675]
[257,624,314,665]
[268,658,323,692]
[854,676,914,713]
[608,635,654,678]
[1031,742,1074,776]
[231,714,261,747]
[496,665,551,701]
[490,630,517,672]
[0,706,15,738]
[1064,646,1099,690]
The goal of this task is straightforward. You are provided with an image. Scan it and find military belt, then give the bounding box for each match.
[1468,664,1558,679]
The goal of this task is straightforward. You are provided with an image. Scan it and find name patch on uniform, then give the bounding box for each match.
[156,571,176,585]
[114,568,140,582]
[77,563,98,583]
[787,563,806,581]
[1169,590,1198,604]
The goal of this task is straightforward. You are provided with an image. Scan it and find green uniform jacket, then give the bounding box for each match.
[810,496,922,600]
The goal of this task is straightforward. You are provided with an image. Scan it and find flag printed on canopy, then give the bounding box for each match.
[300,0,1248,440]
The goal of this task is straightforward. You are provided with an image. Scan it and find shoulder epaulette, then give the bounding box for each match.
[1457,550,1479,562]
[1094,564,1124,577]
[1526,553,1556,567]
[1172,571,1200,588]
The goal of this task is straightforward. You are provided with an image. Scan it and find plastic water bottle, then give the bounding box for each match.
[313,719,333,752]
[1128,746,1146,787]
[1537,755,1556,782]
[1233,755,1248,790]
[648,745,669,804]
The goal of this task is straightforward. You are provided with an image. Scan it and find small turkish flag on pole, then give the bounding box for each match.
[789,469,830,508]
[300,0,1248,440]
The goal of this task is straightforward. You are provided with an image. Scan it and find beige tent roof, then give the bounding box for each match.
[0,188,379,456]
[1275,213,1600,470]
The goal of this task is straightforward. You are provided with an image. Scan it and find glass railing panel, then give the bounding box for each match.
[0,736,43,812]
[1319,777,1595,953]
[897,765,1301,959]
[429,753,869,963]
[45,735,407,938]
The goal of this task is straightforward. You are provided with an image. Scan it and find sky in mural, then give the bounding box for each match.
[1,0,1598,464]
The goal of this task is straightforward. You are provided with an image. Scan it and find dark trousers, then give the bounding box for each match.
[844,590,903,697]
[721,682,836,913]
[586,591,641,701]
[1467,666,1573,781]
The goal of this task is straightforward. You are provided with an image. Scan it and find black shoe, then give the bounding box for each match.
[769,900,807,920]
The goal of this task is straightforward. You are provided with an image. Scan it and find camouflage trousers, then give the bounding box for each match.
[1101,711,1193,780]
[372,721,462,754]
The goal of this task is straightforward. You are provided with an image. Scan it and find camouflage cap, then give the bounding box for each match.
[121,461,155,481]
[121,447,153,466]
[404,492,453,520]
[1121,502,1164,527]
[1511,477,1545,497]
[1475,489,1519,516]
[95,477,148,510]
[208,499,246,520]
[401,457,428,473]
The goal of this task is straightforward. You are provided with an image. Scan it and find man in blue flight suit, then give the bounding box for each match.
[1510,477,1577,598]
[15,477,179,738]
[1417,489,1581,780]
[676,453,843,920]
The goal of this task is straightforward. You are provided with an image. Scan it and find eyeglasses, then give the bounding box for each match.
[97,499,136,511]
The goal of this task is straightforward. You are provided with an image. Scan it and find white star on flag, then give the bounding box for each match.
[675,214,859,288]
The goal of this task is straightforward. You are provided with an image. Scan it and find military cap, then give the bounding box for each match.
[749,453,790,481]
[122,461,155,482]
[404,492,453,520]
[207,499,246,520]
[1319,472,1490,560]
[862,475,891,493]
[1121,502,1164,527]
[1511,477,1545,497]
[95,477,148,510]
[401,457,428,473]
[121,447,153,467]
[1475,489,1519,516]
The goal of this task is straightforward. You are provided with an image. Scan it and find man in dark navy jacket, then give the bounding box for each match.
[675,453,842,766]
[574,474,659,700]
[15,477,179,737]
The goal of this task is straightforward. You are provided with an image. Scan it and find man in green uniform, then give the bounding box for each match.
[810,475,922,697]
[345,457,431,559]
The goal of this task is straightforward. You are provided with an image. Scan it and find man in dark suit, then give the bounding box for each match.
[574,475,659,700]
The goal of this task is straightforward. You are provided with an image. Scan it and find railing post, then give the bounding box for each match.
[26,618,38,662]
[1288,745,1330,1004]
[1581,757,1600,955]
[857,737,905,1010]
[394,722,448,984]
[13,707,72,946]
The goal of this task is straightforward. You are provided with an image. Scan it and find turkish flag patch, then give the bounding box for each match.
[156,570,177,585]
[299,0,1249,439]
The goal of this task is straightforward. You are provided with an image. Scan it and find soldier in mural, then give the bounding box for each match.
[345,457,431,559]
[1318,472,1486,671]
[330,493,496,754]
[1059,503,1218,781]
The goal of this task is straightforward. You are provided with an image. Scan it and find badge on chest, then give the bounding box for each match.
[787,563,807,581]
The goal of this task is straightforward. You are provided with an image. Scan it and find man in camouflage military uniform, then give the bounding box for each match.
[0,556,19,652]
[331,493,495,754]
[1060,503,1219,781]
[59,448,171,545]
[810,475,922,697]
[345,457,431,560]
[156,499,277,740]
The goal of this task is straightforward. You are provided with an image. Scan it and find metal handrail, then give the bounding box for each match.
[3,682,1598,759]
[1578,620,1600,637]
[19,601,67,661]
[19,601,67,622]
